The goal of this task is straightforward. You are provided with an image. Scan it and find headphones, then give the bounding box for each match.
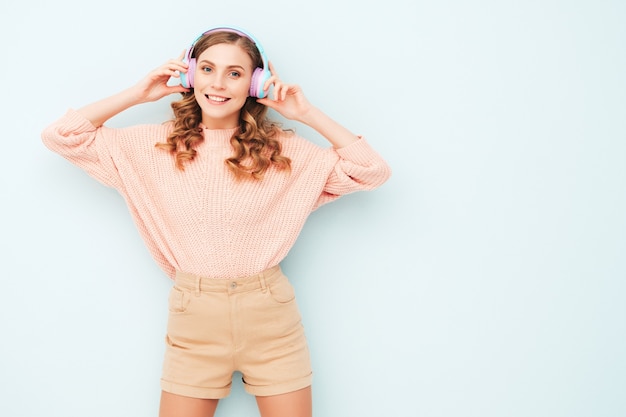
[180,26,271,98]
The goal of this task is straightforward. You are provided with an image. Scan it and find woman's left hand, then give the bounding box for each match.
[256,62,314,122]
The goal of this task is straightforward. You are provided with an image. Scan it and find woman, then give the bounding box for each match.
[42,26,391,417]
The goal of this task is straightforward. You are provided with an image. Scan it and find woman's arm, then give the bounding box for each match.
[79,53,190,127]
[256,63,359,149]
[292,100,360,149]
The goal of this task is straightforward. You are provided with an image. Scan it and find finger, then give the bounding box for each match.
[256,97,276,110]
[161,60,188,80]
[272,81,284,100]
[268,61,277,76]
[263,78,273,93]
[165,52,189,73]
[158,66,184,79]
[279,85,288,101]
[276,83,291,101]
[263,73,281,93]
[167,59,188,71]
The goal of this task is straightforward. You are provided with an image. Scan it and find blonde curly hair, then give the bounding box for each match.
[155,30,291,180]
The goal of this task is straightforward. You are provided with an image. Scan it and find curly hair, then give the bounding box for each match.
[155,30,291,180]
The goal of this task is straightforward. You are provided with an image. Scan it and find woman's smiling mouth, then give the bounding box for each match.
[206,95,230,103]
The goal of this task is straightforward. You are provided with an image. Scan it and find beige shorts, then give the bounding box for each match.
[160,265,312,399]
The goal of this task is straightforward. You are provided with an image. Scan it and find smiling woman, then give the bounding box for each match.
[40,25,391,417]
[156,29,292,181]
[193,43,255,128]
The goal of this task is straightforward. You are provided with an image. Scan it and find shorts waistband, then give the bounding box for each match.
[174,265,282,294]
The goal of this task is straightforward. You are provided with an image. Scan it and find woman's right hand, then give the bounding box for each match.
[131,52,191,103]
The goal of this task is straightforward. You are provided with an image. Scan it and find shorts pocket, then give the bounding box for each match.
[268,276,296,304]
[168,286,190,313]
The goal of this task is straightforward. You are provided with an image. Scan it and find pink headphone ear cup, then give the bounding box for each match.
[181,58,196,88]
[250,67,271,98]
[188,58,196,88]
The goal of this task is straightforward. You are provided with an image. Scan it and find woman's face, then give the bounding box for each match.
[193,42,254,129]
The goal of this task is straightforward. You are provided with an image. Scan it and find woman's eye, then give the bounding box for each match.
[229,71,241,78]
[201,66,212,73]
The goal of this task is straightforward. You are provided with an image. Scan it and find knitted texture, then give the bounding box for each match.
[42,109,391,279]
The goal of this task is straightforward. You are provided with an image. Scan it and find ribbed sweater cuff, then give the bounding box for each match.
[58,108,98,137]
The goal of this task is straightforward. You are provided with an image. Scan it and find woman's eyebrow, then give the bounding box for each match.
[197,60,246,71]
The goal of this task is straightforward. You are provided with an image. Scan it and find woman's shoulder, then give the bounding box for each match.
[102,120,174,146]
[274,128,328,154]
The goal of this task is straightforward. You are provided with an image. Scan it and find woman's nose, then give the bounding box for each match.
[211,74,226,89]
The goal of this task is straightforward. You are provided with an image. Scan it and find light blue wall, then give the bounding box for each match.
[1,0,625,416]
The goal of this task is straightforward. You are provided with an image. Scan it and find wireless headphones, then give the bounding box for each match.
[180,26,271,98]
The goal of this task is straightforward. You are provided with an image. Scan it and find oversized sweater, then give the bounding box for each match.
[42,109,391,279]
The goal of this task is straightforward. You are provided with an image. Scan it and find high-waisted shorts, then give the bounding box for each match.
[160,265,312,399]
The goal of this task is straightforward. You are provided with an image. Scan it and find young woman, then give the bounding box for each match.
[42,26,391,417]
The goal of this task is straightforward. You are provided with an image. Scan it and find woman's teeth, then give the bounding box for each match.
[207,95,228,102]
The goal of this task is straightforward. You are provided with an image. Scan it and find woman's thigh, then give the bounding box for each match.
[159,391,219,417]
[255,386,312,417]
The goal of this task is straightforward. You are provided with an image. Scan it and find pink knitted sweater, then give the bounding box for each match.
[42,109,391,279]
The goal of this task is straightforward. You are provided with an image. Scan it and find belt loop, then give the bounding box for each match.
[259,272,268,293]
[195,275,201,297]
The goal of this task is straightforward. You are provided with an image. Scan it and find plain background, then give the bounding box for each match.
[1,0,625,416]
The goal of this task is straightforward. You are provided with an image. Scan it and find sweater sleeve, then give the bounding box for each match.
[315,137,392,208]
[41,109,122,189]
